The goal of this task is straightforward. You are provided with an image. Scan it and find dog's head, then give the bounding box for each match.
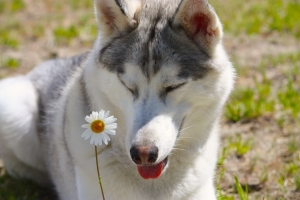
[86,0,234,179]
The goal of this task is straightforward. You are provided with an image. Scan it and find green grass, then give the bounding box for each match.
[53,25,79,44]
[0,167,57,199]
[70,0,93,9]
[259,168,269,185]
[278,174,286,193]
[0,19,23,49]
[217,175,250,200]
[222,51,300,198]
[0,31,19,49]
[216,136,253,199]
[211,0,300,38]
[225,85,275,122]
[217,188,234,200]
[226,52,300,123]
[1,0,300,199]
[288,137,299,154]
[0,0,25,14]
[2,58,20,69]
[283,161,300,192]
[278,79,300,120]
[229,134,253,158]
[31,24,45,39]
[0,168,43,200]
[284,162,299,176]
[295,175,300,191]
[234,176,249,200]
[218,146,229,166]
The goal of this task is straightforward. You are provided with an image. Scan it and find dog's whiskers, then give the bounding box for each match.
[172,147,190,153]
[177,136,201,143]
[178,125,195,133]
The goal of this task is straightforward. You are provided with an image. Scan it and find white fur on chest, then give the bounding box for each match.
[50,72,221,200]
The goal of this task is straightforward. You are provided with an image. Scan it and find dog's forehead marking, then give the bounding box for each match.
[99,0,212,81]
[121,61,183,86]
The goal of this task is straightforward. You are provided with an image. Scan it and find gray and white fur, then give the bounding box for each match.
[0,0,235,199]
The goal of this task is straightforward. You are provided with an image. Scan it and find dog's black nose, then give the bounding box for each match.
[130,145,158,165]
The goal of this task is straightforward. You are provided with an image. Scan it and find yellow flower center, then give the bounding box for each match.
[91,120,105,133]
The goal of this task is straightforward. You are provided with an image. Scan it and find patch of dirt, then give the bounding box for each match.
[220,115,300,199]
[1,1,300,199]
[224,33,300,68]
[219,34,300,199]
[223,34,300,90]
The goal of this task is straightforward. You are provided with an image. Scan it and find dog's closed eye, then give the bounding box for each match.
[165,82,187,94]
[124,84,138,97]
[118,77,139,98]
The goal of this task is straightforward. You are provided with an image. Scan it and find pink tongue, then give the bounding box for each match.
[137,162,163,179]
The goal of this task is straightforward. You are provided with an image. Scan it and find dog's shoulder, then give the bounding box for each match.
[28,53,88,101]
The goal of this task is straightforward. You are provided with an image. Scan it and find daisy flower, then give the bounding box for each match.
[81,110,117,145]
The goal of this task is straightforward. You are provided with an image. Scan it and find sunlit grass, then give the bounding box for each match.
[54,25,79,44]
[0,31,19,49]
[278,79,300,120]
[234,176,249,200]
[0,0,25,14]
[222,49,300,198]
[70,0,93,9]
[210,0,300,38]
[0,168,41,200]
[217,175,250,200]
[225,52,300,123]
[228,134,253,158]
[225,84,275,122]
[2,58,20,69]
[0,0,300,199]
[295,175,300,191]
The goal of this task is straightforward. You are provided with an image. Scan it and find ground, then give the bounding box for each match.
[0,0,299,199]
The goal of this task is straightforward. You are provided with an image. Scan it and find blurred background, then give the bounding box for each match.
[0,0,299,199]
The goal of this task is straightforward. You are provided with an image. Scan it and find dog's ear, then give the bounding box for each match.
[173,0,223,54]
[94,0,141,38]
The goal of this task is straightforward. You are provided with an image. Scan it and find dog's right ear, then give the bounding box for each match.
[94,0,141,38]
[173,0,223,55]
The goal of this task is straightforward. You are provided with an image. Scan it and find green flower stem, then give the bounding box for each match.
[95,146,105,200]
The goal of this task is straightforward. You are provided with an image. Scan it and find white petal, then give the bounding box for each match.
[104,111,110,118]
[103,136,109,145]
[106,116,115,120]
[90,134,96,145]
[81,130,88,138]
[84,132,93,140]
[103,133,111,142]
[85,116,93,123]
[81,130,92,139]
[105,124,117,130]
[93,135,97,145]
[103,139,108,145]
[81,124,90,128]
[98,110,105,119]
[92,111,99,120]
[106,130,116,135]
[97,134,103,146]
[95,135,100,146]
[104,117,117,124]
[106,122,117,127]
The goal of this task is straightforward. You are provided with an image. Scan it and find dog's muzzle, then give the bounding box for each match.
[130,145,168,179]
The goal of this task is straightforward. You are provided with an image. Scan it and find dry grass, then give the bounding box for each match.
[0,0,300,199]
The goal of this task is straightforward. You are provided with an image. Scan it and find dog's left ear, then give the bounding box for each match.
[173,0,223,54]
[94,0,141,38]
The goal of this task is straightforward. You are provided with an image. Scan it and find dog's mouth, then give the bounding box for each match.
[137,157,168,179]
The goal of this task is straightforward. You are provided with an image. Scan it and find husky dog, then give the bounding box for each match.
[0,0,234,199]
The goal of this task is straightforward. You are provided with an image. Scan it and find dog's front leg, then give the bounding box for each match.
[75,165,104,200]
[189,179,217,200]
